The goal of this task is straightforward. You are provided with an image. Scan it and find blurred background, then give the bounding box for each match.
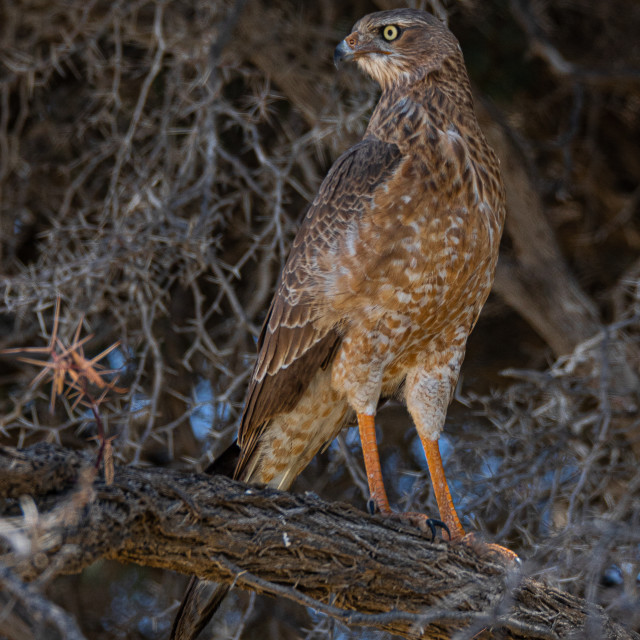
[1,0,639,637]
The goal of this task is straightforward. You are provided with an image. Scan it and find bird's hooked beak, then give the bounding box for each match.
[334,38,355,68]
[334,31,390,69]
[334,30,365,68]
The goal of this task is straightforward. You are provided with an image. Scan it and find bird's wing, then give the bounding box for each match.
[236,137,402,478]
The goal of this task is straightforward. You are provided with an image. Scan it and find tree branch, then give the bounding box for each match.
[0,444,637,640]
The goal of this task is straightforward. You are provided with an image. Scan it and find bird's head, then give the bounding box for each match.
[334,9,462,90]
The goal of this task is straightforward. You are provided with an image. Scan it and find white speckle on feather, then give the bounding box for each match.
[345,227,358,256]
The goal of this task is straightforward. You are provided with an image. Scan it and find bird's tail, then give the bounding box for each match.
[170,577,230,640]
[170,443,240,640]
[172,368,349,639]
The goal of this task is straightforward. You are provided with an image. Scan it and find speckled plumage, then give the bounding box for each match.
[172,9,505,640]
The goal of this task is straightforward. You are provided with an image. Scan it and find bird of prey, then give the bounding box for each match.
[172,8,506,639]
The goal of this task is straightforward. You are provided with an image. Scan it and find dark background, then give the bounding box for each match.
[1,0,639,637]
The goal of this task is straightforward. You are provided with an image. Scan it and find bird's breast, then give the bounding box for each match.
[323,188,500,325]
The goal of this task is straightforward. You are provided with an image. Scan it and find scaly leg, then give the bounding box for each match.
[357,412,391,514]
[358,413,451,540]
[420,434,518,561]
[419,435,465,540]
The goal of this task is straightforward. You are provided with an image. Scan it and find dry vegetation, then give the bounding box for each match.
[0,0,639,638]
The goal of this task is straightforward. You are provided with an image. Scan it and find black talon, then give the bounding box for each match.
[425,518,450,542]
[367,498,377,515]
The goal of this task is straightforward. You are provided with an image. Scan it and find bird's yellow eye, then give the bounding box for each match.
[382,25,399,41]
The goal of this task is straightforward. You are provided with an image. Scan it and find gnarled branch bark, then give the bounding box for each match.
[0,443,637,640]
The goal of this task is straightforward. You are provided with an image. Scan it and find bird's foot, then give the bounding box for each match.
[399,512,451,542]
[367,500,451,541]
[460,532,520,565]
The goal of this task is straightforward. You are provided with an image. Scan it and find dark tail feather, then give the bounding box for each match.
[204,440,241,477]
[170,577,230,640]
[171,441,241,640]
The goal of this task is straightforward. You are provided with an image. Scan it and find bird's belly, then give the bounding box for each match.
[325,189,501,413]
[336,238,497,350]
[329,238,498,409]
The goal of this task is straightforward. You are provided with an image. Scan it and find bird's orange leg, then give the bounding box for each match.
[419,435,466,540]
[357,414,515,556]
[357,413,392,514]
[420,435,518,561]
[358,413,451,540]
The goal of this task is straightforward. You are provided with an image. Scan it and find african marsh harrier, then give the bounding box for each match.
[172,8,506,639]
